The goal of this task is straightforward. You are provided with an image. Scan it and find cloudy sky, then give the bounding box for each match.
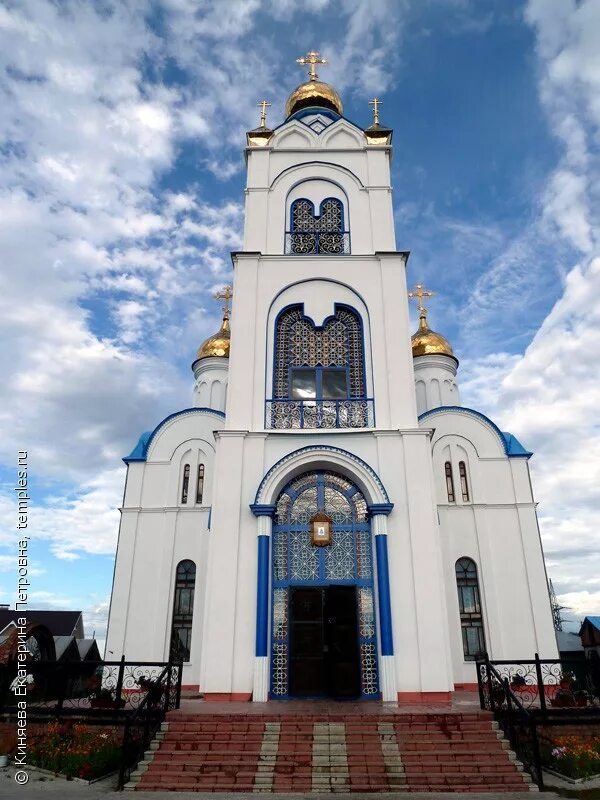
[0,0,598,649]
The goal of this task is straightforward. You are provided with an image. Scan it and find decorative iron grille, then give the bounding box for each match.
[286,198,350,254]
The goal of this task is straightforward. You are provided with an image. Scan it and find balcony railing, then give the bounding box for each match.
[285,231,350,255]
[266,398,374,429]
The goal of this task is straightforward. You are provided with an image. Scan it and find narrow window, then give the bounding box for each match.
[445,462,455,503]
[170,560,196,662]
[181,464,190,504]
[196,464,205,505]
[455,558,486,660]
[459,461,470,502]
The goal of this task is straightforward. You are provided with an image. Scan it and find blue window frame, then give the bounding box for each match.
[267,304,373,429]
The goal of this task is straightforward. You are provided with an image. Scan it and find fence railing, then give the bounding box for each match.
[285,231,350,255]
[478,654,600,715]
[266,398,375,429]
[477,654,600,791]
[0,658,183,717]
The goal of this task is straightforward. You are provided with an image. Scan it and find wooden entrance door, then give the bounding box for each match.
[289,585,360,698]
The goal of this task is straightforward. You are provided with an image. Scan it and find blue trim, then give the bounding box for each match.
[368,503,394,517]
[418,406,533,459]
[250,504,276,518]
[255,444,390,505]
[277,107,370,136]
[375,535,394,656]
[256,535,270,657]
[123,407,225,463]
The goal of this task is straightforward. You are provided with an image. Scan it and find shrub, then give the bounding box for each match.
[29,722,121,780]
[542,735,600,780]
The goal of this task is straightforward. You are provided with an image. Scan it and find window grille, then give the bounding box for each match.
[269,305,371,428]
[196,464,205,505]
[286,198,349,254]
[170,559,196,662]
[181,464,190,504]
[459,461,470,502]
[445,461,455,503]
[455,557,486,660]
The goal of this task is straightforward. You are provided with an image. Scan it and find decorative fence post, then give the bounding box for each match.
[534,652,546,716]
[115,655,125,707]
[163,662,172,715]
[175,661,183,709]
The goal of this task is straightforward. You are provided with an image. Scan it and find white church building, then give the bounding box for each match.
[106,53,558,702]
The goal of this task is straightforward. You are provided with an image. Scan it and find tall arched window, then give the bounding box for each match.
[455,558,486,660]
[170,560,196,662]
[196,464,205,504]
[459,461,470,502]
[181,464,190,504]
[445,462,455,503]
[287,198,348,254]
[269,305,372,428]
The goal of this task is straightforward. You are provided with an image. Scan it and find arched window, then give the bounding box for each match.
[455,558,486,660]
[287,198,348,254]
[181,464,190,504]
[445,462,455,503]
[269,305,372,428]
[196,464,205,505]
[170,560,196,663]
[459,461,470,502]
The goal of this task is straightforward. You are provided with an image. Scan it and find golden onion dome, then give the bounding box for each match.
[411,311,457,361]
[285,80,343,117]
[196,314,230,360]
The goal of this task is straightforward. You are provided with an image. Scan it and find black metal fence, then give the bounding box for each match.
[0,657,182,716]
[477,655,600,790]
[0,658,183,788]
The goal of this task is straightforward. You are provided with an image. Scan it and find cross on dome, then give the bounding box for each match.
[257,100,271,129]
[408,283,434,315]
[215,285,233,318]
[296,50,328,82]
[369,97,382,126]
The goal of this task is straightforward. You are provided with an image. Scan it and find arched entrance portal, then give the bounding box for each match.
[271,470,379,699]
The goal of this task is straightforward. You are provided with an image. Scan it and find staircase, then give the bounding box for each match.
[127,710,536,793]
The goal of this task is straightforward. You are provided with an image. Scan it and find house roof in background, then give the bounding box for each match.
[556,630,584,652]
[0,610,83,637]
[579,616,600,634]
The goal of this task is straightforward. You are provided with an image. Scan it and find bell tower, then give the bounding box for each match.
[199,52,455,702]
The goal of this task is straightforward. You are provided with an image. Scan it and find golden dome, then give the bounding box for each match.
[285,80,343,117]
[196,314,230,360]
[411,311,457,361]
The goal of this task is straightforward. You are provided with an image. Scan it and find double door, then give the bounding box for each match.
[289,585,360,699]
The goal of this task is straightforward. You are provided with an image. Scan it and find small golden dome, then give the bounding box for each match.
[196,315,230,360]
[411,312,456,360]
[285,80,343,117]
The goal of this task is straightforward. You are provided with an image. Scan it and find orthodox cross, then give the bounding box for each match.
[408,283,434,314]
[296,50,327,81]
[369,97,382,126]
[257,100,271,129]
[215,285,233,317]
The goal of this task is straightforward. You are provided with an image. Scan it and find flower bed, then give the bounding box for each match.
[28,722,122,780]
[542,735,600,780]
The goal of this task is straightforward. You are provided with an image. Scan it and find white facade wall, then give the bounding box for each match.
[413,354,460,414]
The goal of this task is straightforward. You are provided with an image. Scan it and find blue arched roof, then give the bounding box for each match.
[418,406,533,458]
[123,407,225,464]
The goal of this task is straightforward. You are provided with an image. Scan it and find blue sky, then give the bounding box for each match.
[0,0,598,647]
